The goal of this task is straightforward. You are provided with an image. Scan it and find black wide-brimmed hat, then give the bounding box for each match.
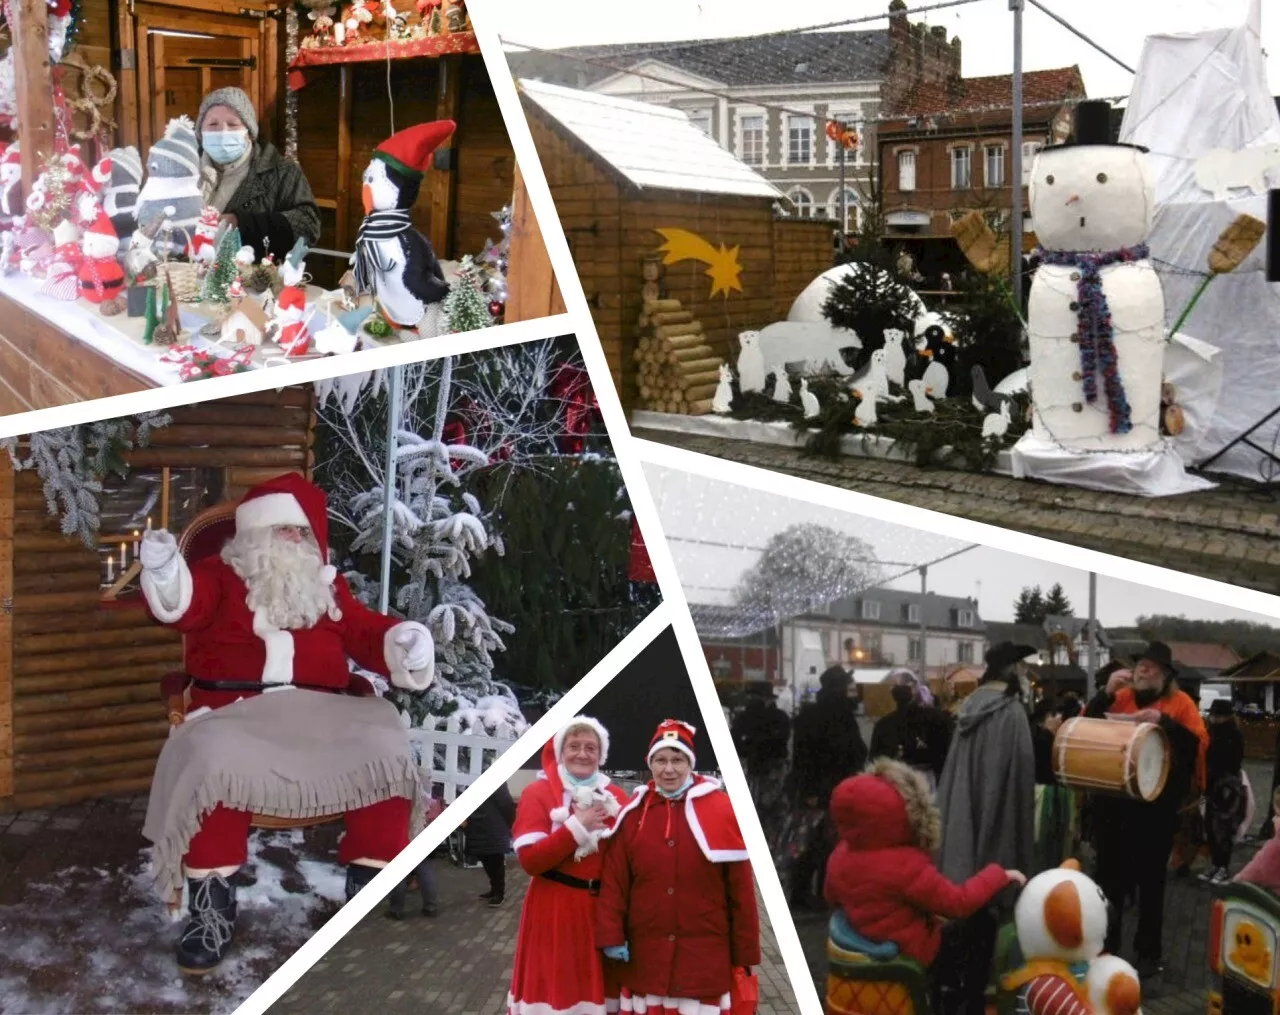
[1043,99,1148,153]
[1208,698,1235,718]
[1136,641,1177,676]
[985,641,1039,671]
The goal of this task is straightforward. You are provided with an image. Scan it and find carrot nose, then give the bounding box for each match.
[1065,194,1080,205]
[362,184,374,214]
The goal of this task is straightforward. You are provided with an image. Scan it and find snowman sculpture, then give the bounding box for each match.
[1022,100,1164,455]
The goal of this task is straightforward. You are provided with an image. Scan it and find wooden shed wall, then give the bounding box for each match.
[526,107,835,408]
[0,386,316,813]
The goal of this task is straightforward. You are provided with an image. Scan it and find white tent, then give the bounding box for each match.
[1120,0,1280,480]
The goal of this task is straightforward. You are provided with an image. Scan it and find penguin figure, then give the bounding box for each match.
[351,120,454,332]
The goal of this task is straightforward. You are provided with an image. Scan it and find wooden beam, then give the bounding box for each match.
[334,64,353,253]
[111,0,141,149]
[10,0,57,192]
[428,54,461,258]
[505,162,564,322]
[0,455,13,801]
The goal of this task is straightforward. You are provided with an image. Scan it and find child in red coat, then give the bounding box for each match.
[825,758,1025,966]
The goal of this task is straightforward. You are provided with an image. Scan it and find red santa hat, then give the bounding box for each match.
[372,120,456,182]
[647,718,697,767]
[277,286,306,312]
[197,205,221,229]
[82,156,112,194]
[235,472,330,553]
[82,209,117,246]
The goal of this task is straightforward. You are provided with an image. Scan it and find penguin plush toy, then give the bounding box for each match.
[351,120,454,335]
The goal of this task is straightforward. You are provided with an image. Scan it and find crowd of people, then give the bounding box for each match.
[730,638,1267,1011]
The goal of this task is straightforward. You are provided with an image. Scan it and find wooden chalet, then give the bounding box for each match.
[518,78,833,410]
[0,385,316,812]
[0,0,559,410]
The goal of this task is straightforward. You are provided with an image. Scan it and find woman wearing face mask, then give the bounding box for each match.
[597,719,761,1015]
[507,717,629,1015]
[195,87,321,262]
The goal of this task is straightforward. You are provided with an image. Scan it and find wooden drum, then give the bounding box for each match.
[1052,716,1171,801]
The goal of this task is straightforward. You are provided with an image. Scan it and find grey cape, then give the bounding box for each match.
[936,683,1035,887]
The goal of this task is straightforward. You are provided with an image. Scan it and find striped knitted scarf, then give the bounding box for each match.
[1036,244,1149,435]
[352,209,412,294]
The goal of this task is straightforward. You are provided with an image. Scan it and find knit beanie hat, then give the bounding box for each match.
[197,87,260,141]
[146,117,201,179]
[107,146,142,189]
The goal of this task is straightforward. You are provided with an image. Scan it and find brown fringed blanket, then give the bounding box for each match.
[143,689,426,903]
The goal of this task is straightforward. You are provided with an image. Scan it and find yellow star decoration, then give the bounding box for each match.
[655,228,744,299]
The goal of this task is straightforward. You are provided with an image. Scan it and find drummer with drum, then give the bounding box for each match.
[1071,641,1209,981]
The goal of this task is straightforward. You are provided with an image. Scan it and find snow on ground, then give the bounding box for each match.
[0,832,345,1014]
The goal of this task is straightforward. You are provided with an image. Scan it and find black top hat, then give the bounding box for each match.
[1208,698,1235,718]
[1136,641,1177,675]
[985,641,1038,671]
[1045,99,1148,153]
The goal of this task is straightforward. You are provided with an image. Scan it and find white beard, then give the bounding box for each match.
[221,529,338,630]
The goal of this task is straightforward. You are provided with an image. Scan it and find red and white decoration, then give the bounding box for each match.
[77,208,124,303]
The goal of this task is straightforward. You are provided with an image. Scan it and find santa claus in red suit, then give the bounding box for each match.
[508,716,630,1015]
[273,283,311,356]
[138,472,434,976]
[78,209,125,303]
[597,720,761,1015]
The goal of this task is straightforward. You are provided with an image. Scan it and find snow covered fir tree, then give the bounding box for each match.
[442,256,493,334]
[314,336,658,737]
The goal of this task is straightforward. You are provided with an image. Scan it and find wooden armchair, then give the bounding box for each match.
[158,500,354,831]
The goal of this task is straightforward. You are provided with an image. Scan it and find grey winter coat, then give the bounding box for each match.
[936,683,1035,891]
[220,142,321,262]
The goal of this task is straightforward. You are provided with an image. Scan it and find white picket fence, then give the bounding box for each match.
[409,716,517,804]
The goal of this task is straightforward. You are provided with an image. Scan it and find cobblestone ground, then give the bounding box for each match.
[789,750,1275,1015]
[274,861,801,1015]
[634,428,1280,595]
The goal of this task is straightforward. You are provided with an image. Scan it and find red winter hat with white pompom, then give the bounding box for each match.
[81,209,118,251]
[647,718,697,766]
[235,472,331,558]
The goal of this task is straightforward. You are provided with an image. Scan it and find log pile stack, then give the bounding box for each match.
[633,257,724,415]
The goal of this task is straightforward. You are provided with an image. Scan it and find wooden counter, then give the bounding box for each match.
[0,287,154,413]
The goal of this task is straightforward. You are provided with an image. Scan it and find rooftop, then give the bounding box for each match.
[886,66,1085,119]
[823,587,983,630]
[1166,641,1243,671]
[506,29,892,90]
[519,78,781,199]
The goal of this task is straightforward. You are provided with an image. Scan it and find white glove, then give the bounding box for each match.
[140,529,178,572]
[385,622,434,692]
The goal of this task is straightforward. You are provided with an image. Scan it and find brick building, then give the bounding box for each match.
[877,66,1086,282]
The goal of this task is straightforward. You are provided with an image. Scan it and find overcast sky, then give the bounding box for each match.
[644,463,1280,629]
[487,0,1276,105]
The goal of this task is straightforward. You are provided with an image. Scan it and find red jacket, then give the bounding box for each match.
[825,772,1010,966]
[597,783,761,998]
[153,555,398,710]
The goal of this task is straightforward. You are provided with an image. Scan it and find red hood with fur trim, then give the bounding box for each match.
[830,773,916,852]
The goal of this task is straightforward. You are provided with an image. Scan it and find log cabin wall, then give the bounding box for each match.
[0,386,315,813]
[772,218,839,321]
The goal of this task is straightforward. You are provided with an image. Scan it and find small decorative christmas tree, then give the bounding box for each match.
[199,225,242,304]
[443,257,492,333]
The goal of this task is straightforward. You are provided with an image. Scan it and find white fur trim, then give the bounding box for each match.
[135,175,202,204]
[685,779,749,863]
[564,814,591,848]
[506,995,609,1015]
[512,831,547,851]
[235,492,311,534]
[555,716,610,767]
[648,737,696,767]
[384,622,434,691]
[549,805,570,824]
[621,993,729,1015]
[140,554,194,622]
[252,608,295,685]
[170,705,213,734]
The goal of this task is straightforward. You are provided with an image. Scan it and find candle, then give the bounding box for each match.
[133,529,140,554]
[106,553,115,582]
[120,542,128,569]
[146,516,152,531]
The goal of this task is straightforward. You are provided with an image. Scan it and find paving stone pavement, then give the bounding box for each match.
[634,428,1280,595]
[273,859,801,1015]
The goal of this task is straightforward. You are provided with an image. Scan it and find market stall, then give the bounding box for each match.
[0,0,550,412]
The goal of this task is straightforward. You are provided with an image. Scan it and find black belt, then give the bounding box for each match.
[191,678,345,695]
[541,869,600,895]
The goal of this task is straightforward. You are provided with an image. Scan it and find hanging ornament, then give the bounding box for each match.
[488,299,502,317]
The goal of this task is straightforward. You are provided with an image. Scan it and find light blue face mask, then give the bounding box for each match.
[657,775,694,799]
[203,129,250,166]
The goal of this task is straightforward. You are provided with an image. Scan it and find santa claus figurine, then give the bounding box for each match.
[595,719,761,1012]
[0,143,21,232]
[273,239,312,355]
[137,473,435,975]
[187,206,221,263]
[78,209,126,304]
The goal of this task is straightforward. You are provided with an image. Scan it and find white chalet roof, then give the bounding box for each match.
[518,78,781,200]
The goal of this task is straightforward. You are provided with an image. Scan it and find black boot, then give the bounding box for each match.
[176,873,238,975]
[345,863,380,902]
[385,877,409,920]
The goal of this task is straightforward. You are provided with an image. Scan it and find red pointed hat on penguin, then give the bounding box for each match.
[235,472,331,556]
[372,120,456,181]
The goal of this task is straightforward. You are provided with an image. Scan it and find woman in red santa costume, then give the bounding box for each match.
[507,716,630,1015]
[597,720,761,1015]
[137,472,434,975]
